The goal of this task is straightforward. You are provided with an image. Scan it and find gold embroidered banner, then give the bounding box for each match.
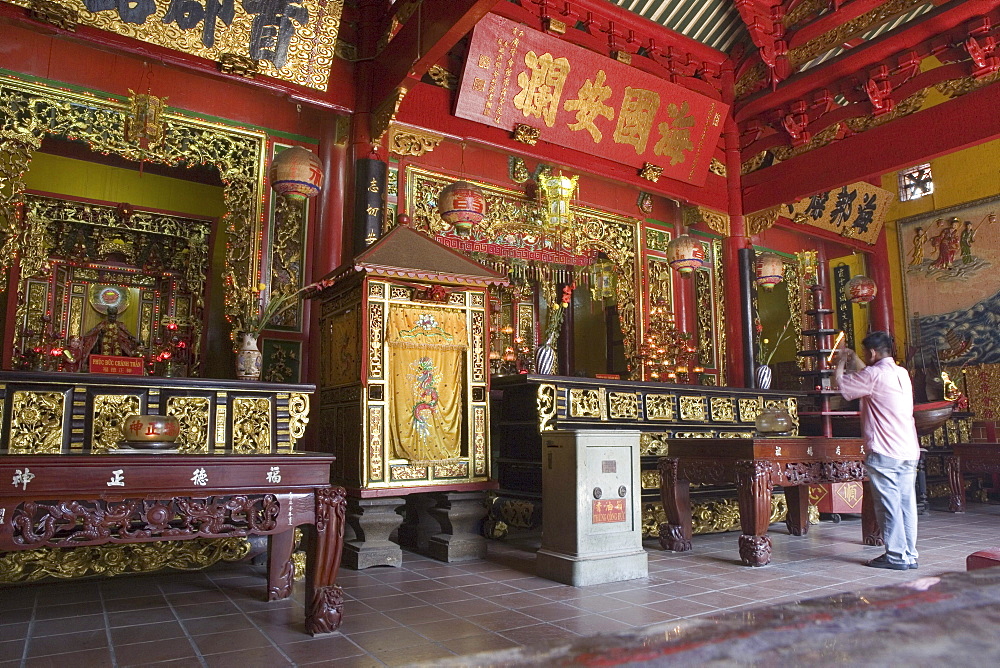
[387,305,467,463]
[5,0,343,91]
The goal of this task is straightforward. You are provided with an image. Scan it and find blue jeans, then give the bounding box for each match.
[866,452,919,566]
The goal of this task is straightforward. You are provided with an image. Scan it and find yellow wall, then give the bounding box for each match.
[881,136,1000,353]
[25,152,226,219]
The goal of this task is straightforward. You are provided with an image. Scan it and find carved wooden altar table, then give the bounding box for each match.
[658,437,879,566]
[0,453,346,634]
[946,442,1000,512]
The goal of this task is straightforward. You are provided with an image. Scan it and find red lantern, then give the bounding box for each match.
[269,146,324,200]
[665,234,706,274]
[437,181,486,235]
[754,252,784,290]
[847,274,877,303]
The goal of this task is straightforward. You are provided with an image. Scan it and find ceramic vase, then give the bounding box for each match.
[755,363,772,390]
[535,342,556,375]
[236,332,262,381]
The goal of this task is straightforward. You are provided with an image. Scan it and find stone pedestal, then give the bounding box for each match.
[427,491,489,562]
[397,493,438,553]
[343,496,404,569]
[535,430,647,586]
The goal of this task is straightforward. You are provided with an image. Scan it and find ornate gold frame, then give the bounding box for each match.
[0,74,267,342]
[404,167,641,374]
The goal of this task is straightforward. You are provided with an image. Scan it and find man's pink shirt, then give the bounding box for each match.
[839,357,921,461]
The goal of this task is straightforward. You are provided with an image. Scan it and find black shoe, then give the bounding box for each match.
[866,555,908,570]
[909,562,918,570]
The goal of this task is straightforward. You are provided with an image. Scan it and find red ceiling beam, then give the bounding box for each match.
[786,0,897,49]
[741,78,1000,211]
[736,0,1000,121]
[369,0,500,107]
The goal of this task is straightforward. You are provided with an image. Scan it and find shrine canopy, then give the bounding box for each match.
[320,224,510,289]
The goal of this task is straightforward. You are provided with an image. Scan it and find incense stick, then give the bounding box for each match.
[827,331,846,363]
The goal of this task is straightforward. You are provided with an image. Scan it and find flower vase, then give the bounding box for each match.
[535,341,556,375]
[236,333,262,381]
[755,364,772,390]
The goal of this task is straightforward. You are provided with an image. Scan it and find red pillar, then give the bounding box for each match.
[721,64,750,387]
[870,229,894,336]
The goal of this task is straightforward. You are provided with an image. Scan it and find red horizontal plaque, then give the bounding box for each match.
[90,355,145,376]
[592,498,626,524]
[456,14,727,186]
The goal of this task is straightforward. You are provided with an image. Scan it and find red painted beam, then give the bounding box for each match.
[736,0,1000,121]
[786,0,895,49]
[741,78,1000,211]
[370,0,499,108]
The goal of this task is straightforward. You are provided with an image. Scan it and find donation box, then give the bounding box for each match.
[536,430,648,586]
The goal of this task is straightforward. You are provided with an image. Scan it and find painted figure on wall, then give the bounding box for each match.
[961,220,976,264]
[930,218,959,270]
[909,227,927,265]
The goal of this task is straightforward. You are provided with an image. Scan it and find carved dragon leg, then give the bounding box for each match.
[657,457,692,552]
[945,455,966,513]
[862,479,883,546]
[266,528,295,601]
[783,484,810,537]
[736,460,773,566]
[305,486,346,635]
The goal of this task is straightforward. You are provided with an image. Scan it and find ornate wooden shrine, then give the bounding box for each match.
[314,224,507,567]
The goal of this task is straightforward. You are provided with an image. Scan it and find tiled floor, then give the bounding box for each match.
[2,503,999,667]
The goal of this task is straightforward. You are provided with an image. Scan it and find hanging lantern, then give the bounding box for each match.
[754,252,784,290]
[847,274,878,303]
[665,234,706,274]
[269,146,324,200]
[539,172,579,250]
[589,259,616,301]
[438,181,487,235]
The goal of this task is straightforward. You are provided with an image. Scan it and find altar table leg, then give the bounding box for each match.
[735,460,773,566]
[306,486,347,635]
[657,457,692,552]
[266,529,295,601]
[945,455,965,513]
[783,485,809,537]
[861,479,883,546]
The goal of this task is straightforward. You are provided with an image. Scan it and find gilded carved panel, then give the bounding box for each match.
[537,384,557,431]
[709,397,735,423]
[9,391,65,454]
[739,397,761,423]
[609,392,640,420]
[406,167,639,370]
[368,302,385,379]
[91,394,141,454]
[645,394,675,421]
[0,75,266,346]
[368,405,384,482]
[569,388,605,420]
[471,310,486,383]
[166,396,211,454]
[473,405,487,476]
[390,465,428,481]
[4,0,344,91]
[434,462,470,478]
[679,396,708,422]
[286,393,309,451]
[232,397,271,454]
